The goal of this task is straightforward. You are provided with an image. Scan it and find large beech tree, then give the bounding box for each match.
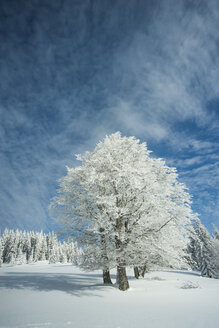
[51,132,195,290]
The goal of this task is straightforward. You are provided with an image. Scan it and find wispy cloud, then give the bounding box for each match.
[109,0,219,137]
[0,0,218,231]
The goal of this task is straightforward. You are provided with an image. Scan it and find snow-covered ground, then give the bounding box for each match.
[0,263,218,328]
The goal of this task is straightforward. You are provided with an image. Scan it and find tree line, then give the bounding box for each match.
[0,229,82,266]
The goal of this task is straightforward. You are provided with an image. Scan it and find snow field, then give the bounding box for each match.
[0,263,218,328]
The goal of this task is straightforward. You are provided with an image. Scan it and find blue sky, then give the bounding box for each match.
[0,0,218,233]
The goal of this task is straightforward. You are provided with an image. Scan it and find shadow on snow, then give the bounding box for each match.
[0,271,116,297]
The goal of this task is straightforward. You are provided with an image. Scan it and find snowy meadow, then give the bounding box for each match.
[0,262,218,328]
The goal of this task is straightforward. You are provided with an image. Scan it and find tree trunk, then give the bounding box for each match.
[99,228,112,284]
[103,269,112,284]
[139,265,148,278]
[134,266,140,279]
[117,265,129,291]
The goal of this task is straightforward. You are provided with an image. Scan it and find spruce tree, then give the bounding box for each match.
[194,219,217,278]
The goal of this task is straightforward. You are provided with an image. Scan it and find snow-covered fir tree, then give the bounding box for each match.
[2,229,17,264]
[192,219,217,278]
[213,225,219,273]
[16,245,26,265]
[51,132,196,290]
[47,232,59,263]
[213,225,219,240]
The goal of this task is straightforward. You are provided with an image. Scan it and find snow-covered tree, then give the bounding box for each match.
[24,233,33,263]
[193,219,217,278]
[186,235,199,270]
[16,245,26,265]
[213,225,219,273]
[38,232,47,261]
[47,232,59,263]
[15,230,26,265]
[51,132,195,290]
[213,225,219,240]
[58,244,67,263]
[2,230,17,264]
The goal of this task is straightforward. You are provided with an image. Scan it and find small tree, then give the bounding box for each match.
[51,132,195,290]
